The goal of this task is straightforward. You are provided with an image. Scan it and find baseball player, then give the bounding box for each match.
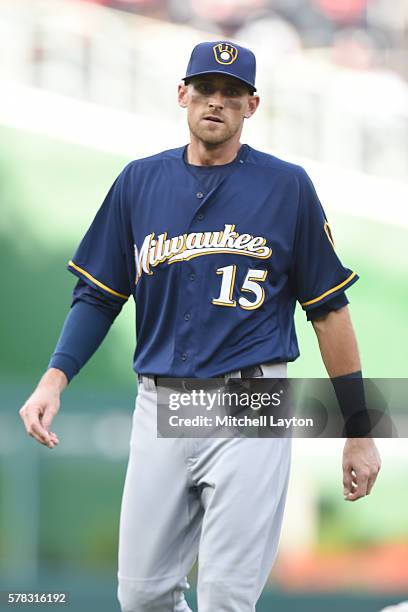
[20,41,381,611]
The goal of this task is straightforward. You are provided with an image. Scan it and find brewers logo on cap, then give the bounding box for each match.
[213,43,238,65]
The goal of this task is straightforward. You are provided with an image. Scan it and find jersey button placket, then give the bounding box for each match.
[178,188,208,371]
[196,192,205,222]
[176,263,196,371]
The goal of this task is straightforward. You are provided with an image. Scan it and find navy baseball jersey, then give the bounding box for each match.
[67,144,358,377]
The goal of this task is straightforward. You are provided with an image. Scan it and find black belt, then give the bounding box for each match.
[137,364,263,386]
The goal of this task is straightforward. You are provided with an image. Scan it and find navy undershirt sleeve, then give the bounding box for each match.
[71,279,124,321]
[48,302,112,382]
[48,280,125,382]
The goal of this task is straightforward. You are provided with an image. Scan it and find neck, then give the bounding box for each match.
[187,135,242,166]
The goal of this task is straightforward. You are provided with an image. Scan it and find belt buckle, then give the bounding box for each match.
[181,378,222,392]
[226,365,263,392]
[182,379,197,392]
[241,365,263,378]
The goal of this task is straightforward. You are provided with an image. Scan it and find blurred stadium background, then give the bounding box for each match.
[0,0,407,610]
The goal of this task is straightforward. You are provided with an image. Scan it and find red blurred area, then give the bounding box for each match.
[274,543,408,592]
[314,0,368,23]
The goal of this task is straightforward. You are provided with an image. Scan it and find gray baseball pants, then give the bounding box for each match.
[117,363,291,611]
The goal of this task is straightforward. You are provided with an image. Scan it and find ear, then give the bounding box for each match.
[178,82,188,108]
[244,95,260,119]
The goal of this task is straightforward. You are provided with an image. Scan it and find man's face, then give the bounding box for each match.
[178,74,259,147]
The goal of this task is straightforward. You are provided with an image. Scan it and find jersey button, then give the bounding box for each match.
[181,352,188,361]
[184,313,191,321]
[197,213,204,221]
[196,192,204,199]
[189,273,196,281]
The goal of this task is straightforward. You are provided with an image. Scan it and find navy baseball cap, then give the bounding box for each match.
[184,41,257,93]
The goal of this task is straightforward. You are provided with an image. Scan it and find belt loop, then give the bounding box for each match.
[261,363,287,378]
[138,374,156,391]
[224,370,242,382]
[148,375,157,391]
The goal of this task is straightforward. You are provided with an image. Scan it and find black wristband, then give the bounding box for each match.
[331,371,372,437]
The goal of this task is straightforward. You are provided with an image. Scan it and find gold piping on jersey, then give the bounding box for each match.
[324,221,336,249]
[301,271,357,307]
[68,260,129,300]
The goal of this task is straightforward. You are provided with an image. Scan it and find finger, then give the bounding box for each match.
[43,435,57,449]
[21,403,59,447]
[48,432,60,445]
[344,480,358,500]
[41,407,57,432]
[366,472,379,495]
[20,403,44,429]
[367,461,381,495]
[27,420,52,446]
[343,466,353,498]
[346,470,369,501]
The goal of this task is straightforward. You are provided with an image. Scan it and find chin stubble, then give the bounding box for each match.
[189,119,240,147]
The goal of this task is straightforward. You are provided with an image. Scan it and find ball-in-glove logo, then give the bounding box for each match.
[213,43,238,65]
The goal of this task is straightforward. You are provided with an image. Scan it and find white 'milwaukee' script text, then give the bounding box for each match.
[134,224,272,282]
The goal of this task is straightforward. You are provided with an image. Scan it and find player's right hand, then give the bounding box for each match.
[19,368,67,449]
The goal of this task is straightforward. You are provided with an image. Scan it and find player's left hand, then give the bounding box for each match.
[342,438,381,501]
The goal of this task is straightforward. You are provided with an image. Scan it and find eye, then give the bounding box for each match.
[195,82,213,95]
[224,87,243,97]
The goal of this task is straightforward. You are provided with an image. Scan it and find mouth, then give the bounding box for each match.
[202,115,224,124]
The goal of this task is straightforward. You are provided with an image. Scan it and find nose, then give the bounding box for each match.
[208,91,224,111]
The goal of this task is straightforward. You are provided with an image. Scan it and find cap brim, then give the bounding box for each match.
[183,70,256,93]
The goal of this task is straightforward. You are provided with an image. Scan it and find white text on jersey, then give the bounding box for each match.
[134,224,272,283]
